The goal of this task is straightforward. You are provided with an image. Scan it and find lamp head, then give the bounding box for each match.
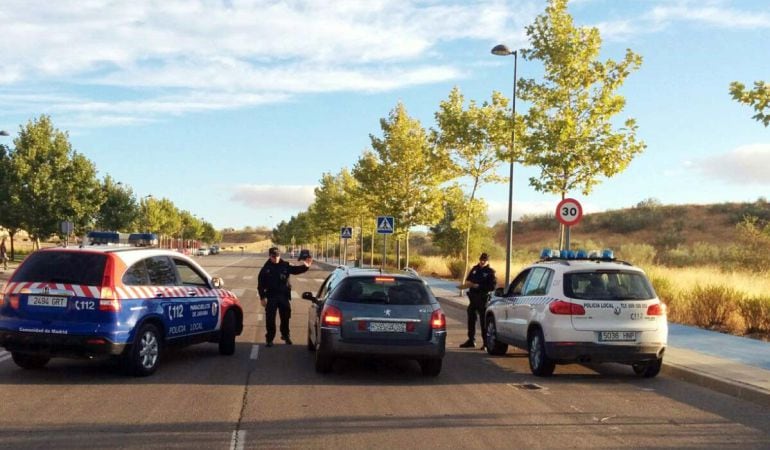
[0,130,9,136]
[491,44,515,56]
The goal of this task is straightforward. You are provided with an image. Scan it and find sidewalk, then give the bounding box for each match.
[424,276,770,408]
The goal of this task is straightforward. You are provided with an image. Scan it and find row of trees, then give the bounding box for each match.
[272,0,646,279]
[0,116,220,258]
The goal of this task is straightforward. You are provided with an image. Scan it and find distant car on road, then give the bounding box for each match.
[302,266,446,376]
[484,249,667,378]
[197,247,210,256]
[0,246,244,376]
[298,249,311,261]
[209,245,220,255]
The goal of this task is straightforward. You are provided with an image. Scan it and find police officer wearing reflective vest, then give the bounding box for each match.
[460,252,497,349]
[258,247,312,347]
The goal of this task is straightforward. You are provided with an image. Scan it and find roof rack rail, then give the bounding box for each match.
[401,267,420,278]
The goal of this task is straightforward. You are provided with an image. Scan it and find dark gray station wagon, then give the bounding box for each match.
[302,267,446,376]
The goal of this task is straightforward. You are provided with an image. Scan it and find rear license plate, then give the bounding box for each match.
[599,331,636,342]
[28,295,68,308]
[369,322,406,333]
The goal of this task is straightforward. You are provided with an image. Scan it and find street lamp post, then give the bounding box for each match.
[491,44,518,288]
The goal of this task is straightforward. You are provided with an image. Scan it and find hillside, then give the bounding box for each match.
[491,199,770,267]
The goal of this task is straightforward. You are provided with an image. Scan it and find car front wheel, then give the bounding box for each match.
[485,317,508,356]
[528,329,555,377]
[219,310,237,355]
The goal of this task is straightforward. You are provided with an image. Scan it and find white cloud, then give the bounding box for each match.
[649,2,770,29]
[0,0,531,127]
[230,184,316,209]
[695,144,770,185]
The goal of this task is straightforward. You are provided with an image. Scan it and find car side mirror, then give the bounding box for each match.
[212,277,224,289]
[494,287,505,297]
[301,291,317,302]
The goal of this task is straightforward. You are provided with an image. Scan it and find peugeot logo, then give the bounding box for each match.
[613,305,622,315]
[384,309,391,317]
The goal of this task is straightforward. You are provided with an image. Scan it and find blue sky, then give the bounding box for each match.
[1,0,768,230]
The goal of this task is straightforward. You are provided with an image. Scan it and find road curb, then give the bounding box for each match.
[662,361,770,408]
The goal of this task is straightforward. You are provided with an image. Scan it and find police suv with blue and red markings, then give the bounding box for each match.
[484,249,667,378]
[0,245,243,376]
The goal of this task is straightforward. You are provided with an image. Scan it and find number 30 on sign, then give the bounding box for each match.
[556,198,583,226]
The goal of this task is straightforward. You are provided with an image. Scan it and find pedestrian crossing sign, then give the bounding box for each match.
[340,227,353,239]
[376,216,395,234]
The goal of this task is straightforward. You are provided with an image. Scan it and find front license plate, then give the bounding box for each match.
[28,295,68,308]
[369,322,406,333]
[599,331,636,342]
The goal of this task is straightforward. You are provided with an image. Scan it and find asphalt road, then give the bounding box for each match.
[1,253,769,449]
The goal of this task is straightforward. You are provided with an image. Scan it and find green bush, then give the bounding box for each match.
[448,259,465,279]
[404,255,425,271]
[737,296,770,334]
[649,274,688,323]
[687,284,742,329]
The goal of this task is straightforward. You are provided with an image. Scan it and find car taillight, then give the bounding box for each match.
[99,287,120,312]
[549,300,586,315]
[322,305,342,326]
[430,310,446,330]
[99,256,120,312]
[647,303,666,316]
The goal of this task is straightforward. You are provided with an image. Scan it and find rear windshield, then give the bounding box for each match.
[329,276,432,305]
[564,270,655,300]
[11,251,107,286]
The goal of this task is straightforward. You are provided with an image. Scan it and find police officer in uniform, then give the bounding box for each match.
[460,252,497,349]
[258,247,313,347]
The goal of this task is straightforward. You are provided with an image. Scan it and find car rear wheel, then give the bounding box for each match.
[306,327,315,352]
[632,358,662,378]
[218,310,237,355]
[528,329,555,377]
[315,343,334,374]
[122,323,162,377]
[485,317,508,356]
[419,358,442,377]
[11,352,50,370]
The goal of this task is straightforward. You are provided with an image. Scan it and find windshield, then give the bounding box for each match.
[11,251,107,286]
[564,270,655,300]
[329,276,432,305]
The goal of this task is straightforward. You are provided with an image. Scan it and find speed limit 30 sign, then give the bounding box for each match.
[556,198,583,226]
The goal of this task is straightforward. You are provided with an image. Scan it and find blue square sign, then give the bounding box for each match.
[376,216,394,234]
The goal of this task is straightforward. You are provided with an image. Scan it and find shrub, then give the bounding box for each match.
[649,274,687,323]
[447,259,465,279]
[687,284,742,330]
[618,243,656,267]
[737,296,770,334]
[405,255,425,271]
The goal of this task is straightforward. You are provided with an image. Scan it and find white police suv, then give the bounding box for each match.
[484,249,667,378]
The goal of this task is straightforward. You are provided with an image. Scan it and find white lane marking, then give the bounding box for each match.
[230,430,246,450]
[243,275,254,280]
[224,274,237,280]
[232,288,246,297]
[208,256,252,275]
[250,345,259,360]
[312,278,325,283]
[257,314,263,322]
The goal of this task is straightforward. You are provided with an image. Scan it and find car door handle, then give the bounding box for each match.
[187,290,198,297]
[155,291,165,298]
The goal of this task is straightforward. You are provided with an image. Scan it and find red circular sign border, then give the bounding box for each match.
[556,198,583,226]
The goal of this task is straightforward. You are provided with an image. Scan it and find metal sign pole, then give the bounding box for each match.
[382,234,386,270]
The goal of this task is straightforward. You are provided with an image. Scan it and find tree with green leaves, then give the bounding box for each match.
[519,0,645,246]
[8,115,103,247]
[430,184,490,259]
[95,175,139,232]
[138,196,180,238]
[434,87,512,279]
[0,142,24,259]
[730,80,770,127]
[353,103,449,267]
